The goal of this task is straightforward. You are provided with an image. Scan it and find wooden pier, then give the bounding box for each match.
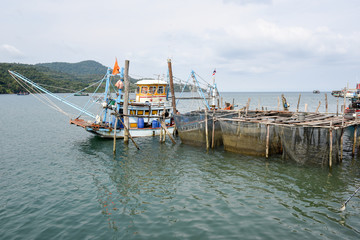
[217,110,359,166]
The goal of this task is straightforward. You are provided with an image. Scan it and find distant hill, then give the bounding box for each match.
[35,60,107,76]
[0,60,192,94]
[0,60,109,94]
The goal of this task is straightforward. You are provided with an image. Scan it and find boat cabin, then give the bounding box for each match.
[135,79,168,103]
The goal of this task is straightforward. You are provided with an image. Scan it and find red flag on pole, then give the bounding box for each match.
[112,58,120,75]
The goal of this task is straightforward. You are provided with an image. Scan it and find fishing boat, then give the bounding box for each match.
[313,90,320,94]
[74,92,89,96]
[17,91,29,95]
[8,60,175,139]
[344,98,360,119]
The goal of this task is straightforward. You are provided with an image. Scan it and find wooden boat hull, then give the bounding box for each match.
[70,118,174,138]
[85,125,175,138]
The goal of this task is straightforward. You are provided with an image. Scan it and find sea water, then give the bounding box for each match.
[0,92,359,239]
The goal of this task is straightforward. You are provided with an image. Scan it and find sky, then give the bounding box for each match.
[1,0,360,92]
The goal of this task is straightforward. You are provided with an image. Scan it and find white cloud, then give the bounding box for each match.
[0,44,24,61]
[1,0,360,91]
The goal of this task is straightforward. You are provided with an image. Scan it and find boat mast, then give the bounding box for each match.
[116,67,125,113]
[211,69,217,108]
[102,68,112,123]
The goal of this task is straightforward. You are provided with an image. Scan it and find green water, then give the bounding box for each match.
[1,93,360,239]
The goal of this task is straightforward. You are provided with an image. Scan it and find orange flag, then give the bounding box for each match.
[112,58,120,75]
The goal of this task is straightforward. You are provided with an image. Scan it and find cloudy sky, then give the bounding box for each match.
[1,0,360,92]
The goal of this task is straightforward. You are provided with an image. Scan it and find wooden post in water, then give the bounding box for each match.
[167,59,177,115]
[160,122,176,144]
[211,109,215,149]
[277,97,280,111]
[342,87,346,126]
[329,122,333,168]
[336,99,339,116]
[316,101,321,113]
[304,103,308,112]
[325,93,328,113]
[266,123,270,158]
[340,128,344,162]
[297,94,301,112]
[123,60,130,143]
[353,125,357,156]
[246,98,251,115]
[113,117,118,154]
[117,116,140,150]
[205,108,209,150]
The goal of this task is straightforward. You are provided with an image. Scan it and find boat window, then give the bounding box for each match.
[158,86,164,94]
[130,110,136,115]
[152,110,158,115]
[137,110,143,115]
[141,86,148,94]
[149,86,156,94]
[145,110,150,115]
[136,86,140,94]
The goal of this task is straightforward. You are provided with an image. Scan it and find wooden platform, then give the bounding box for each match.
[70,118,94,128]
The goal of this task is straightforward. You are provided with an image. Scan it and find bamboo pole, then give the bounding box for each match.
[159,115,163,142]
[304,103,308,112]
[342,87,346,126]
[167,59,177,115]
[160,122,176,144]
[246,98,251,115]
[205,108,209,150]
[340,128,344,162]
[123,60,130,143]
[297,94,301,112]
[315,101,321,113]
[325,93,328,113]
[277,97,280,111]
[329,126,333,168]
[353,125,357,156]
[117,116,140,150]
[266,123,270,158]
[336,99,339,116]
[211,109,215,149]
[113,118,118,154]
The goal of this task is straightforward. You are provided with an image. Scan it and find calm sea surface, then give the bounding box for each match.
[1,92,360,239]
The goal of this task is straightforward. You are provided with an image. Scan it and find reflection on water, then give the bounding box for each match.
[1,93,360,239]
[73,133,360,239]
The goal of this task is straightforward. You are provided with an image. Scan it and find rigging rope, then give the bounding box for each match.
[10,74,71,117]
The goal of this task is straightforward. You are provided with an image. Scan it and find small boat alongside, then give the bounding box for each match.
[74,92,89,96]
[17,91,29,95]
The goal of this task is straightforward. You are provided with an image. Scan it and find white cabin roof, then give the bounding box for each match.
[136,79,168,85]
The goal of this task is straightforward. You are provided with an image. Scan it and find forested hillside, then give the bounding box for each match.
[0,60,192,94]
[1,61,119,94]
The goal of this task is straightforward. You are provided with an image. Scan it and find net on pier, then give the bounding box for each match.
[279,126,342,165]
